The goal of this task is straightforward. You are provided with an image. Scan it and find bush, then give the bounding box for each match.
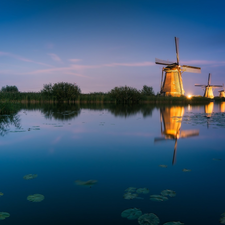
[141,85,155,96]
[1,85,19,93]
[108,86,141,103]
[41,82,81,101]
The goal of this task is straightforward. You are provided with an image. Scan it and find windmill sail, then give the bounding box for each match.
[181,65,201,73]
[155,58,175,66]
[175,37,180,65]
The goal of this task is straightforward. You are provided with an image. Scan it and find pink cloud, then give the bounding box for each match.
[104,61,155,67]
[0,51,52,67]
[69,59,82,63]
[181,60,225,66]
[48,53,61,62]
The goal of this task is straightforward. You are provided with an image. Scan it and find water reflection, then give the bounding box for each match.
[154,106,199,165]
[80,104,154,118]
[219,102,225,113]
[0,114,21,136]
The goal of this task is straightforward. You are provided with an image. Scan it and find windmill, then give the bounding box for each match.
[195,73,222,99]
[155,37,201,97]
[154,106,199,165]
[218,84,225,98]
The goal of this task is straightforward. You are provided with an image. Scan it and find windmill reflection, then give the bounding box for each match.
[154,106,199,165]
[219,102,225,113]
[205,102,214,128]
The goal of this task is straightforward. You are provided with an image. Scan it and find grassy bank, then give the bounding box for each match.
[0,92,212,104]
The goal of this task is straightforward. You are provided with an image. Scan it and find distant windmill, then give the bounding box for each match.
[218,84,225,98]
[155,37,201,96]
[154,107,199,165]
[195,73,222,99]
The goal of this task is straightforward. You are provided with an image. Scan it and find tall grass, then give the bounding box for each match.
[0,91,212,104]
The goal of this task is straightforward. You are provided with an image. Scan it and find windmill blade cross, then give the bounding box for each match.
[210,85,223,88]
[175,37,180,65]
[208,73,211,85]
[181,65,201,74]
[154,137,173,142]
[155,58,176,66]
[195,84,206,87]
[179,129,199,138]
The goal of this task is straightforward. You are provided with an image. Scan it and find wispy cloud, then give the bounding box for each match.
[0,51,52,67]
[28,61,156,76]
[181,60,225,66]
[103,61,155,67]
[69,59,82,63]
[48,53,62,62]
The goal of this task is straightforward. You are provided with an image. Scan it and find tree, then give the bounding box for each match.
[141,85,155,96]
[108,86,141,103]
[41,82,81,101]
[41,83,53,97]
[1,85,19,93]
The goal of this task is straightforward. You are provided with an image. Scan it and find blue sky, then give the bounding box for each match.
[0,0,225,95]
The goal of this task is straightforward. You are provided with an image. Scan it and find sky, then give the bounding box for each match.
[0,0,225,95]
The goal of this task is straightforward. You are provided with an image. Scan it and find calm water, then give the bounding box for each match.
[0,102,225,225]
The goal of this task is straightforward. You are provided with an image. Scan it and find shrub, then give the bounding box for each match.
[141,85,155,96]
[1,85,19,93]
[41,82,81,101]
[108,86,141,103]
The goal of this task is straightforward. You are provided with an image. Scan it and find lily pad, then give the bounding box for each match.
[161,189,176,197]
[150,195,168,202]
[0,212,10,220]
[123,192,138,200]
[220,216,225,224]
[125,187,137,192]
[137,188,149,194]
[121,208,142,220]
[213,158,222,161]
[163,222,184,225]
[23,174,38,180]
[0,192,3,196]
[138,213,160,225]
[75,180,97,187]
[182,168,191,172]
[159,165,167,168]
[27,194,44,202]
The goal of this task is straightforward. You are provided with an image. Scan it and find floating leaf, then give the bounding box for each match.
[0,192,3,196]
[121,208,142,220]
[220,216,225,224]
[138,213,160,225]
[163,222,184,225]
[23,174,38,180]
[182,168,191,172]
[159,165,167,168]
[136,188,149,194]
[123,192,138,200]
[150,195,168,202]
[161,189,176,197]
[0,212,10,220]
[213,158,222,161]
[75,180,97,187]
[27,194,44,202]
[125,187,137,192]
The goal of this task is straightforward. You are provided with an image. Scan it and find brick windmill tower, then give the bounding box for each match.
[155,37,201,96]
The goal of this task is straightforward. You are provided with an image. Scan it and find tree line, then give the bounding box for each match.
[1,82,155,103]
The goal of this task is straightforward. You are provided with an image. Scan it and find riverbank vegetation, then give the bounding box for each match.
[0,82,215,106]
